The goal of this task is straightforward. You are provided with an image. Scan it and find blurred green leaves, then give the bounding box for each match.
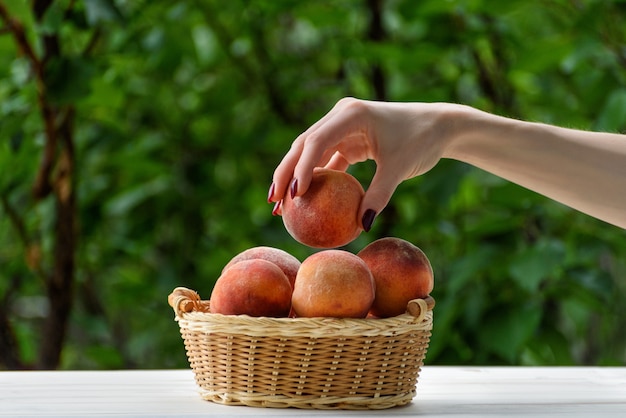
[84,0,124,26]
[0,0,625,369]
[596,89,626,132]
[44,56,96,104]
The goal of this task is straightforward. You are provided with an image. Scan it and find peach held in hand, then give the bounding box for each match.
[210,259,292,317]
[281,168,364,248]
[291,249,375,318]
[222,246,301,289]
[357,237,434,318]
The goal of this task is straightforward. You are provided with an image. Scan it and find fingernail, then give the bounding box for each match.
[272,200,282,216]
[267,182,275,203]
[362,209,377,232]
[289,178,298,199]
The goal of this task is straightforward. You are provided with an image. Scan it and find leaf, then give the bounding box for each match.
[10,58,32,87]
[43,56,96,104]
[9,131,23,153]
[192,25,218,65]
[447,245,499,294]
[594,88,626,132]
[104,177,170,217]
[508,239,565,294]
[479,303,543,363]
[84,0,125,26]
[38,1,65,35]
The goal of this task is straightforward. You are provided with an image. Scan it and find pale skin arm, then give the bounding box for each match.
[268,98,626,230]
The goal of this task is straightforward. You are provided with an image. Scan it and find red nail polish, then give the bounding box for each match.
[290,178,298,199]
[362,209,377,232]
[267,182,275,203]
[272,200,282,216]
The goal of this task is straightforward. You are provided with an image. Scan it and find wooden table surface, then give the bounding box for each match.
[1,367,625,417]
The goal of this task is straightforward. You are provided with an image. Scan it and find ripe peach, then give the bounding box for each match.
[210,259,292,317]
[292,250,375,318]
[281,168,364,248]
[222,246,301,289]
[357,237,434,318]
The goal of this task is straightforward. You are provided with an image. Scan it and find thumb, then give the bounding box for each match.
[359,167,401,232]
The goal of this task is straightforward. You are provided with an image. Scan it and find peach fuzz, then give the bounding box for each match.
[291,249,375,318]
[357,237,434,318]
[222,246,301,289]
[210,259,292,317]
[281,168,364,248]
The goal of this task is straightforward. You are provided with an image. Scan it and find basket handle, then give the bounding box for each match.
[168,287,201,316]
[406,295,435,322]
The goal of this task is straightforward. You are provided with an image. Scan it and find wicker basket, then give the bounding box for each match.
[168,286,434,410]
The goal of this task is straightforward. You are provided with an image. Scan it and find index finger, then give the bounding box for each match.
[290,99,370,197]
[270,99,351,201]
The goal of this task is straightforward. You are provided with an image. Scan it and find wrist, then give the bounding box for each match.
[438,103,483,161]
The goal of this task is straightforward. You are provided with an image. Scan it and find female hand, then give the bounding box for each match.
[267,98,459,231]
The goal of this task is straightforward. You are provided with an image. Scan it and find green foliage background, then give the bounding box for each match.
[1,0,625,369]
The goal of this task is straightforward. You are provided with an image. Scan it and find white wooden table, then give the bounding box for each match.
[1,367,625,417]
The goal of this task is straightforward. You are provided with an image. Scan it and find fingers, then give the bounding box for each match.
[269,104,342,203]
[358,165,400,231]
[269,140,304,203]
[270,98,367,202]
[324,151,350,172]
[291,100,370,195]
[269,135,335,204]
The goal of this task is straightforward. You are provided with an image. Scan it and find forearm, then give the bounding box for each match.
[444,106,626,228]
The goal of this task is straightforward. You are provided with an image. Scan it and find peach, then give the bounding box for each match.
[222,246,301,289]
[292,250,375,318]
[357,237,434,318]
[281,168,364,248]
[210,259,292,317]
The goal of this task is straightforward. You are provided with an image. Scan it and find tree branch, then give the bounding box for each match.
[0,2,41,67]
[0,193,47,282]
[1,0,79,370]
[0,1,59,200]
[367,0,387,101]
[0,275,26,370]
[37,105,76,370]
[198,1,301,126]
[82,26,102,57]
[0,194,29,247]
[470,14,518,116]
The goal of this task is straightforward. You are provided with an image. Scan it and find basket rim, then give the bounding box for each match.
[168,286,434,319]
[169,287,435,337]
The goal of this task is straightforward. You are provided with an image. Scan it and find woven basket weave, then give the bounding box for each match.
[169,286,434,410]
